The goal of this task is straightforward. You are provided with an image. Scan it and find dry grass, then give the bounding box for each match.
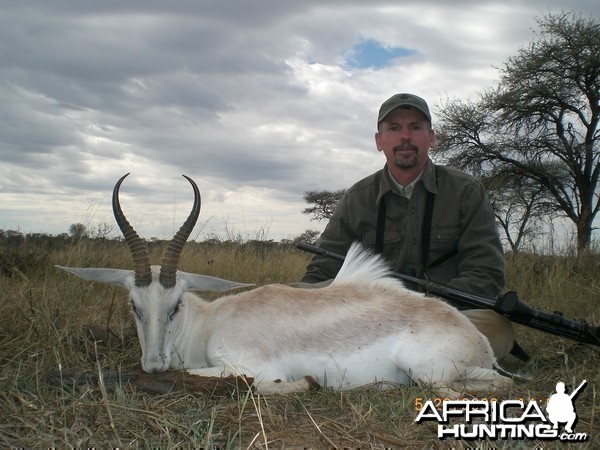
[0,237,598,448]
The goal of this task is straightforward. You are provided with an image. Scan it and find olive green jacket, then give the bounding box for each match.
[300,159,505,303]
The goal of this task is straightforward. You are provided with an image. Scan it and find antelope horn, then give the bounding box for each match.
[112,173,152,287]
[159,175,201,288]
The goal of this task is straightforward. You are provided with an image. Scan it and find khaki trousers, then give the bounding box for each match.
[461,309,514,360]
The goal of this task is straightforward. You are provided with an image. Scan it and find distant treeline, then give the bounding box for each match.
[0,228,301,277]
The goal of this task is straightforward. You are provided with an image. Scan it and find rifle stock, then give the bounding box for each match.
[297,242,600,347]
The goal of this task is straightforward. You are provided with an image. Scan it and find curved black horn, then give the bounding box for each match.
[112,173,152,287]
[159,175,201,288]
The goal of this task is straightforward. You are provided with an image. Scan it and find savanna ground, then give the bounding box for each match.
[0,235,598,448]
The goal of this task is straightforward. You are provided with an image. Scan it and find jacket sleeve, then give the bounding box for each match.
[444,181,505,299]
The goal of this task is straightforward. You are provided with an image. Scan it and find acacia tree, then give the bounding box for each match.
[482,174,554,253]
[433,12,599,258]
[302,189,346,221]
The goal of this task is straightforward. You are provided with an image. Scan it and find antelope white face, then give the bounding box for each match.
[128,267,185,372]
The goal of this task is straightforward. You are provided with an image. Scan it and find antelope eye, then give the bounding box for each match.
[130,300,142,320]
[168,299,182,321]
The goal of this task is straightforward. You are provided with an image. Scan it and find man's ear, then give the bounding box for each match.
[429,127,436,149]
[375,131,383,152]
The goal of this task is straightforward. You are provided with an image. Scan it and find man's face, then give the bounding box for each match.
[375,107,435,173]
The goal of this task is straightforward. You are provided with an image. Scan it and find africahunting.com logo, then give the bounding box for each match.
[415,380,589,442]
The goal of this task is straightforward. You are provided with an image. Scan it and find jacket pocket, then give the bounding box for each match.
[428,226,459,268]
[362,228,404,247]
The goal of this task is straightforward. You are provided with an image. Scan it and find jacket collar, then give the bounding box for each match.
[378,158,437,204]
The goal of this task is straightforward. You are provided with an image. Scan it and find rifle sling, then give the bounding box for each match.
[375,196,387,254]
[421,190,435,270]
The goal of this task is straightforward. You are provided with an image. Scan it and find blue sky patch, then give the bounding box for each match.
[344,38,417,70]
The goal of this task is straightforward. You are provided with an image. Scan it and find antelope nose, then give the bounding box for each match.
[142,354,168,373]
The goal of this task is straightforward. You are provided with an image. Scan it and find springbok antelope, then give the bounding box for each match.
[58,174,511,394]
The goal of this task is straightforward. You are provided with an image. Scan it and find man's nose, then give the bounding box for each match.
[398,128,412,140]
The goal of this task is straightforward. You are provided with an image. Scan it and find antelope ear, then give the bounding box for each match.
[56,266,135,289]
[178,271,254,292]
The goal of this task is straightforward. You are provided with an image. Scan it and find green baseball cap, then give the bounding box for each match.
[377,93,431,125]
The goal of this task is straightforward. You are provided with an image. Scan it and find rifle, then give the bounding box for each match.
[297,243,600,348]
[568,379,587,400]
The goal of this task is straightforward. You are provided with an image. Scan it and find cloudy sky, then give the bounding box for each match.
[2,1,598,242]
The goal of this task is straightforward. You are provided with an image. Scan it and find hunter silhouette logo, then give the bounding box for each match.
[546,380,587,434]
